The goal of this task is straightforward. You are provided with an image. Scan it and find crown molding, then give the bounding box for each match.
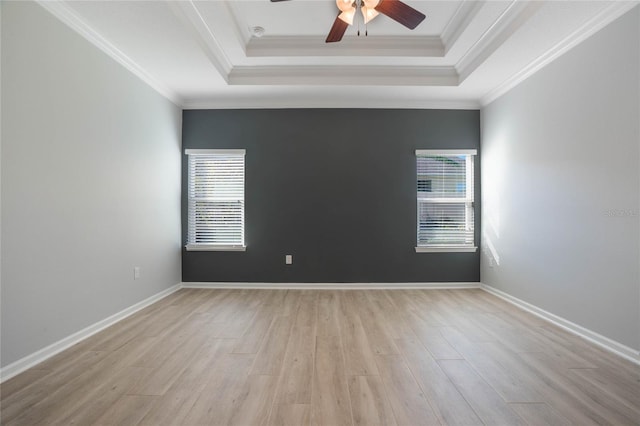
[219,0,252,52]
[166,1,233,82]
[481,1,640,106]
[441,0,485,55]
[246,35,444,57]
[36,0,183,106]
[182,97,481,110]
[456,0,543,83]
[229,65,459,86]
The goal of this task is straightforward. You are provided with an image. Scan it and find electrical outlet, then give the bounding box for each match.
[285,255,292,265]
[134,266,141,280]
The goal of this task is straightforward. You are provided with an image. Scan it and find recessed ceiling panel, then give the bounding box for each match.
[227,0,462,38]
[46,0,638,108]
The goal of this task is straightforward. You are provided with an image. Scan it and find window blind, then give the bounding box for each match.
[416,149,476,250]
[186,149,245,250]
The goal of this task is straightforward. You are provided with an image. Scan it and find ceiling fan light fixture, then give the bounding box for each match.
[363,0,380,9]
[336,0,355,12]
[361,7,379,24]
[338,9,355,25]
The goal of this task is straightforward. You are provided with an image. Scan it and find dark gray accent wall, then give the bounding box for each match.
[182,109,480,283]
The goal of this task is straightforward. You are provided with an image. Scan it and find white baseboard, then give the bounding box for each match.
[181,282,481,290]
[481,284,640,365]
[0,283,182,383]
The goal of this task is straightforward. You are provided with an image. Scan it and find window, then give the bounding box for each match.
[416,149,476,252]
[186,149,245,251]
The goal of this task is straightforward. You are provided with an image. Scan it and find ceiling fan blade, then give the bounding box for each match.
[375,0,425,29]
[270,0,291,2]
[326,14,349,43]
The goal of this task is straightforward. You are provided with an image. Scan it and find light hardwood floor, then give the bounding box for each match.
[1,288,639,425]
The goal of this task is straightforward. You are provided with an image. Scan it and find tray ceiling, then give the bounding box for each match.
[38,0,639,108]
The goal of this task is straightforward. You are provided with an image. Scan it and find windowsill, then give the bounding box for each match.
[186,244,246,252]
[415,246,477,253]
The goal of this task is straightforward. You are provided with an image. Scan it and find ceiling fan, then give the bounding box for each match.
[270,0,426,43]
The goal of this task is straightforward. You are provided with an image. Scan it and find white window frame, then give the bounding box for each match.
[415,149,477,253]
[185,149,246,252]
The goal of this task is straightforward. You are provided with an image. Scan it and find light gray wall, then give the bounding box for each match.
[1,1,182,367]
[481,7,640,351]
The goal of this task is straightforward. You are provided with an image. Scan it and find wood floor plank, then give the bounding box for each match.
[47,367,151,425]
[316,291,341,337]
[565,367,640,422]
[569,366,640,412]
[181,353,256,425]
[537,324,639,376]
[353,291,399,355]
[438,359,527,426]
[509,403,572,426]
[216,304,260,338]
[439,326,543,403]
[128,327,210,396]
[94,394,157,426]
[274,328,314,404]
[374,355,439,426]
[232,291,281,353]
[0,351,110,424]
[250,315,294,376]
[432,303,497,342]
[395,338,482,426]
[279,290,303,317]
[137,355,223,426]
[311,335,353,426]
[269,291,318,407]
[347,375,397,426]
[293,291,318,329]
[517,350,635,425]
[232,311,277,354]
[7,365,150,426]
[404,313,462,360]
[130,313,220,369]
[192,289,231,314]
[226,374,280,426]
[0,369,52,401]
[478,341,602,425]
[339,292,379,376]
[268,403,311,426]
[366,291,416,339]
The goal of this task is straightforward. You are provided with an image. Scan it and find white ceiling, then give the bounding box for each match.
[39,0,638,109]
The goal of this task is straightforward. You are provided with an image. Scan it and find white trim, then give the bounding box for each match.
[416,246,477,253]
[182,98,481,110]
[228,65,459,87]
[185,149,246,156]
[185,244,246,252]
[0,284,182,383]
[441,0,485,55]
[456,1,543,83]
[481,284,640,366]
[166,1,232,81]
[246,35,444,58]
[416,149,477,156]
[36,0,182,106]
[182,282,481,290]
[481,1,640,106]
